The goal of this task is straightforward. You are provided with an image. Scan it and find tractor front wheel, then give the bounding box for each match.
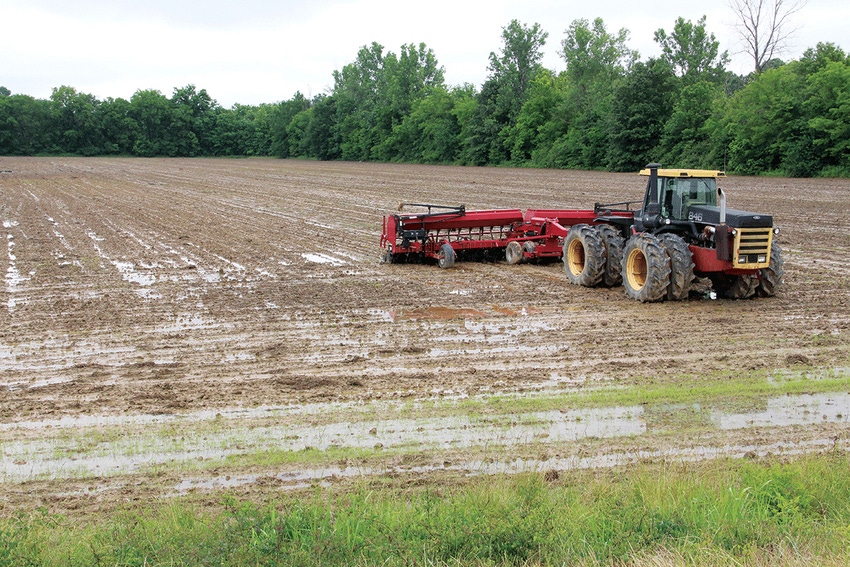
[563,224,606,287]
[711,274,757,299]
[622,234,671,302]
[437,243,456,269]
[756,244,785,297]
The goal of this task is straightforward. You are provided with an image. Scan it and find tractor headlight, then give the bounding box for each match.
[773,227,780,235]
[738,255,747,264]
[758,254,767,263]
[731,229,738,236]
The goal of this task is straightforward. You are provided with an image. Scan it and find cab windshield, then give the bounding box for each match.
[661,177,717,220]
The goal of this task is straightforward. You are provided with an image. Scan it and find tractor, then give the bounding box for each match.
[565,163,785,301]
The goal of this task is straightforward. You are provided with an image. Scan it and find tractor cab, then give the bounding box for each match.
[639,165,724,223]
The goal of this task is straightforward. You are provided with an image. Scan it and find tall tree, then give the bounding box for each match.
[561,17,637,109]
[0,94,54,155]
[50,86,103,155]
[654,16,729,84]
[723,64,806,173]
[333,42,386,160]
[802,45,850,174]
[171,85,219,156]
[729,0,807,74]
[560,17,637,169]
[466,20,548,164]
[608,59,678,171]
[488,20,548,118]
[128,90,168,156]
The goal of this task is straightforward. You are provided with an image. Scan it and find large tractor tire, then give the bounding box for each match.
[437,243,456,269]
[595,224,624,287]
[711,274,758,299]
[563,224,606,287]
[657,233,694,301]
[756,244,785,297]
[622,234,671,303]
[505,241,523,265]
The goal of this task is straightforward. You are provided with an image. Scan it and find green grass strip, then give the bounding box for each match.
[3,453,849,566]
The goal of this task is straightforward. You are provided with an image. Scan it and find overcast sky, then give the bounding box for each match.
[3,0,846,107]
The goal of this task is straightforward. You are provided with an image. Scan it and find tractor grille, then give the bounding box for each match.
[733,228,773,269]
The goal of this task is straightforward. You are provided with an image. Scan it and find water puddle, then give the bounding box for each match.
[397,307,488,321]
[1,392,846,484]
[172,436,842,495]
[301,252,347,266]
[712,392,850,429]
[5,228,29,311]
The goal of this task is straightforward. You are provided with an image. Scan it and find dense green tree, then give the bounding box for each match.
[171,85,219,156]
[561,17,637,111]
[654,16,729,85]
[608,59,678,171]
[286,108,312,157]
[304,94,340,160]
[372,43,445,161]
[502,71,568,165]
[804,59,850,173]
[559,17,637,169]
[0,94,54,155]
[128,89,178,156]
[386,85,467,164]
[526,75,573,168]
[333,42,385,161]
[0,21,848,177]
[50,86,103,155]
[98,97,137,154]
[724,64,806,174]
[658,80,725,167]
[463,20,548,165]
[488,20,548,121]
[268,92,310,158]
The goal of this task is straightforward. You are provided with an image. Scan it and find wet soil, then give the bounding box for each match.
[1,157,848,515]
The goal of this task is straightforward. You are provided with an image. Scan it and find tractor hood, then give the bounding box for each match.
[687,205,773,228]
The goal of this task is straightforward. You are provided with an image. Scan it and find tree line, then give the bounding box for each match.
[1,15,848,177]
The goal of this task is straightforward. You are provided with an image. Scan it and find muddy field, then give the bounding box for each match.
[1,157,848,515]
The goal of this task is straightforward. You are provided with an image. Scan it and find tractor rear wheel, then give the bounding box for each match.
[505,241,523,265]
[595,224,624,287]
[622,234,671,302]
[756,244,785,297]
[437,243,456,269]
[658,233,694,301]
[563,224,605,287]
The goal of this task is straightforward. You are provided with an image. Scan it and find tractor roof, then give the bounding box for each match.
[639,168,726,178]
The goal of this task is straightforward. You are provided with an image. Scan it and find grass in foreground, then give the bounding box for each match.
[2,453,849,566]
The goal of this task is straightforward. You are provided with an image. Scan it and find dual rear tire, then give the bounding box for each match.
[564,226,696,303]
